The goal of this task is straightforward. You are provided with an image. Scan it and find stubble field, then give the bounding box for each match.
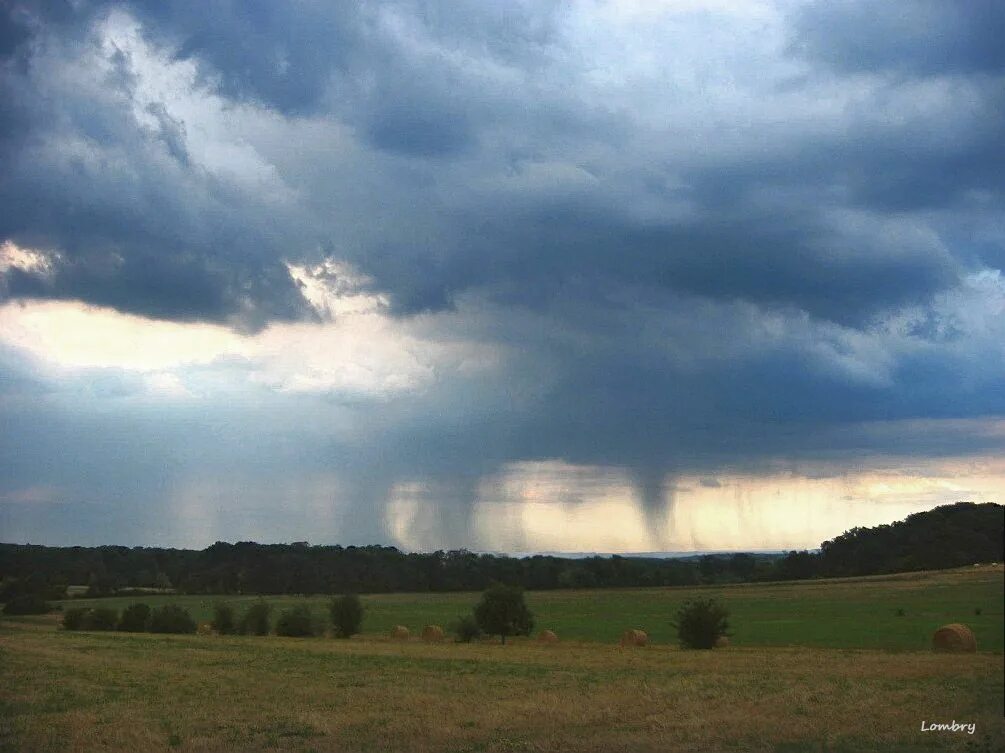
[1,566,1002,752]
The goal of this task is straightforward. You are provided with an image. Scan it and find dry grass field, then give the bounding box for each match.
[2,567,1003,752]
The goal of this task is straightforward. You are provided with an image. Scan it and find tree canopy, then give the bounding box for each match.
[473,583,534,644]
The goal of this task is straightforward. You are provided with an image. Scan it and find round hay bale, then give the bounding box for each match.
[620,629,648,647]
[714,636,730,648]
[390,625,410,641]
[196,621,213,636]
[932,623,977,653]
[537,629,559,644]
[421,624,445,642]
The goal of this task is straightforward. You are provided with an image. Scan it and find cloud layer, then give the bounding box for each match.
[1,0,1002,548]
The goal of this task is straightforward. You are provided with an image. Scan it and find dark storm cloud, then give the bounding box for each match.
[397,200,959,325]
[364,88,475,158]
[786,3,1005,216]
[122,0,562,158]
[328,277,1004,487]
[4,0,999,326]
[508,328,1004,469]
[125,1,362,115]
[792,0,1005,76]
[0,7,31,58]
[0,0,313,328]
[0,0,1002,546]
[2,253,306,326]
[123,1,560,115]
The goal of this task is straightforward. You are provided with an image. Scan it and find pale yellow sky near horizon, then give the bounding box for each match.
[386,459,1005,553]
[146,459,1005,552]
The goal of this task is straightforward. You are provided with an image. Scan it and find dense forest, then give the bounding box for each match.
[1,502,1001,600]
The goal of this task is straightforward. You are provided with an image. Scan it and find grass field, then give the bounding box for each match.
[55,566,1005,652]
[1,567,1003,752]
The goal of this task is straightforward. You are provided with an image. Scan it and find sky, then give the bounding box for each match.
[1,0,1002,553]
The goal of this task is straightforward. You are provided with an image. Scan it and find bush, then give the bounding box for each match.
[329,595,363,638]
[450,614,482,643]
[83,607,119,631]
[239,601,272,636]
[474,583,534,644]
[0,577,65,603]
[673,598,730,649]
[62,607,89,630]
[2,594,51,615]
[212,603,237,635]
[275,605,318,637]
[148,605,196,634]
[0,578,19,602]
[117,603,151,632]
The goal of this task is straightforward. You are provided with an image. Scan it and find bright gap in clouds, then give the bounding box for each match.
[0,243,491,400]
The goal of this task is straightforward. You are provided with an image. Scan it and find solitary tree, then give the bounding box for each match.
[329,594,364,638]
[238,601,272,636]
[148,605,196,634]
[117,603,151,632]
[473,583,534,644]
[673,598,730,649]
[62,607,89,631]
[212,603,236,635]
[84,607,120,631]
[276,605,318,637]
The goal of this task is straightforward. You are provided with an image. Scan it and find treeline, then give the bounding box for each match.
[0,502,1000,598]
[0,541,741,596]
[814,501,1003,578]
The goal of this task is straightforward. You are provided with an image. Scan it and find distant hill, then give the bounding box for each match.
[1,502,1001,598]
[816,501,1003,577]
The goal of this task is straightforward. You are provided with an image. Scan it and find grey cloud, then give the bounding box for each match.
[364,87,474,158]
[125,1,362,115]
[1,288,1002,546]
[791,0,1005,76]
[5,0,999,327]
[3,252,305,327]
[0,8,313,328]
[124,1,562,115]
[0,6,31,59]
[144,101,189,164]
[432,202,960,325]
[0,0,1002,546]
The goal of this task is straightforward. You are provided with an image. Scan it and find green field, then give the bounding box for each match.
[2,567,1003,752]
[57,566,1004,652]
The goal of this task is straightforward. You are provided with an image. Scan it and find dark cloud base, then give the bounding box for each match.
[0,0,1002,545]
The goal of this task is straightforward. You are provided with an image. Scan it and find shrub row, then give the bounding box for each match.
[2,594,52,615]
[60,595,367,639]
[240,595,364,637]
[209,597,367,637]
[57,592,730,649]
[62,604,197,633]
